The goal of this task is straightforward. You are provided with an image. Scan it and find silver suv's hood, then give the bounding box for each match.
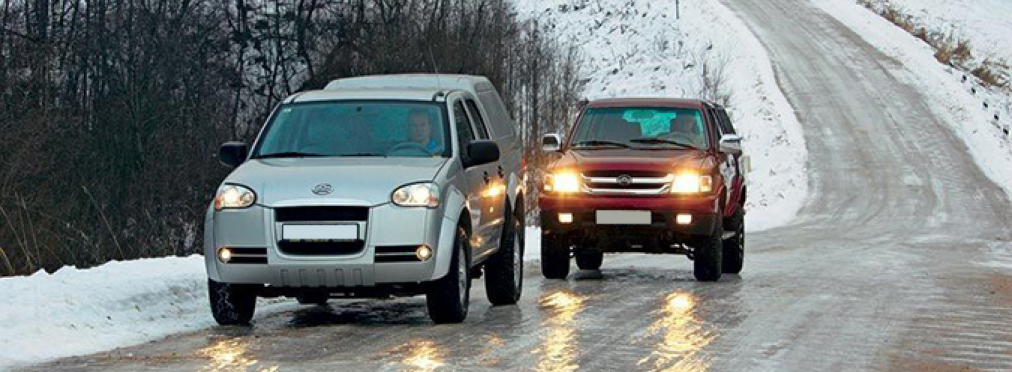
[224,157,448,207]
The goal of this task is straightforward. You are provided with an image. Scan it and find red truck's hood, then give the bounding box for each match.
[548,148,716,173]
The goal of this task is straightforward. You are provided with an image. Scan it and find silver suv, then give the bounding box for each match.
[204,74,525,324]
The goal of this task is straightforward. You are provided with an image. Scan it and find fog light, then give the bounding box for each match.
[217,247,233,263]
[416,245,433,261]
[559,213,574,224]
[676,214,692,225]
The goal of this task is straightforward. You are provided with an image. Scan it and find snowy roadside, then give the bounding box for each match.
[860,0,1012,65]
[810,0,1012,267]
[0,256,297,370]
[513,0,808,232]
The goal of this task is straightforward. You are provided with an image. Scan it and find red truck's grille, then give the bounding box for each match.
[582,170,671,178]
[580,172,673,195]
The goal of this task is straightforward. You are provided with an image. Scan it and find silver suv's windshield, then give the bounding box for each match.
[253,101,449,158]
[571,107,709,150]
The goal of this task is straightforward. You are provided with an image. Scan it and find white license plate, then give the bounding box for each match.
[596,210,651,225]
[282,224,358,241]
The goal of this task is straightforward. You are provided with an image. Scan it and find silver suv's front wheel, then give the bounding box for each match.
[208,279,257,325]
[485,212,524,305]
[425,226,471,324]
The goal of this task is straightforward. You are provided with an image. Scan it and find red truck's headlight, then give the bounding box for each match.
[544,172,580,193]
[671,173,712,194]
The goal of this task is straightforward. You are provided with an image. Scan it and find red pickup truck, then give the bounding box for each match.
[538,98,747,281]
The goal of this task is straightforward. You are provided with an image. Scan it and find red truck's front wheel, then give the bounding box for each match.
[692,212,724,281]
[541,234,571,279]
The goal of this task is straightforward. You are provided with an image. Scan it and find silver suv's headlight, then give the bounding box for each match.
[391,182,440,208]
[214,184,256,211]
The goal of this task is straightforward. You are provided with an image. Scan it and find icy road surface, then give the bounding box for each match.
[25,0,1012,370]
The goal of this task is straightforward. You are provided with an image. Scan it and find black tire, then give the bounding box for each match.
[426,226,471,324]
[541,233,571,279]
[575,250,603,270]
[208,279,257,325]
[722,208,745,274]
[693,215,723,282]
[296,292,329,305]
[485,211,524,305]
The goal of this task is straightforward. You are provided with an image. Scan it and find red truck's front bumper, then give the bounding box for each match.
[539,193,721,248]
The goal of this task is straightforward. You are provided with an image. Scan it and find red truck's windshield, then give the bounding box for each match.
[571,107,709,150]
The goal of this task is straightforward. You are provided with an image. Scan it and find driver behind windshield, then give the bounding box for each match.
[669,114,707,148]
[407,109,444,155]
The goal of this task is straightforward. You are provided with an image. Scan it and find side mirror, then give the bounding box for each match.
[463,140,500,168]
[718,134,743,155]
[542,133,562,152]
[219,142,248,168]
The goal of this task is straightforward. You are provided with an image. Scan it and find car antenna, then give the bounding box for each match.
[427,46,444,90]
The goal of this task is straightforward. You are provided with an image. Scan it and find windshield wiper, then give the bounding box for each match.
[339,153,386,157]
[571,140,630,149]
[629,138,700,150]
[256,151,325,159]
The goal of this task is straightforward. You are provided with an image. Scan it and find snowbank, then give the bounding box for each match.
[0,256,294,370]
[513,0,808,231]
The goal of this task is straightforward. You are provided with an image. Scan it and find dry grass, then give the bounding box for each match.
[972,59,1009,88]
[859,0,1009,88]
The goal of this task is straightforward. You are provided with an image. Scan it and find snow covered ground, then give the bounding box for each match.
[514,0,808,232]
[811,0,1012,267]
[0,256,297,370]
[862,0,1012,65]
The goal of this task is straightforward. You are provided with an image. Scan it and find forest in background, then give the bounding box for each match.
[0,0,584,276]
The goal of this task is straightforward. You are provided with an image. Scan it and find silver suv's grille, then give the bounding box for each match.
[581,173,673,195]
[275,207,368,222]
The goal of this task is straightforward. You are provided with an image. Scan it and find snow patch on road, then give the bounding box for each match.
[514,0,808,232]
[812,0,1012,267]
[0,256,295,370]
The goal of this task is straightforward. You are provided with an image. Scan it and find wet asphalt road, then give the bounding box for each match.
[27,0,1012,371]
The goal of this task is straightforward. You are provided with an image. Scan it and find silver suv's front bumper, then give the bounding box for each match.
[203,202,452,288]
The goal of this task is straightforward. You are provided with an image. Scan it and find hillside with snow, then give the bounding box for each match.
[867,0,1012,65]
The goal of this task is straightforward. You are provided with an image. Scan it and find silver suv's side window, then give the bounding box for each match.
[465,99,490,140]
[453,101,476,146]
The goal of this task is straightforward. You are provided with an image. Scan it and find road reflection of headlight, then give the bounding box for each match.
[536,291,587,372]
[637,291,713,372]
[199,338,277,372]
[388,338,445,372]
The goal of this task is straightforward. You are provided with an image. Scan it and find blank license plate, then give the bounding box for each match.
[282,224,358,241]
[596,210,651,225]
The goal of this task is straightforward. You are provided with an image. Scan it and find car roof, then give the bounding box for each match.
[324,74,495,94]
[586,97,715,109]
[284,88,447,104]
